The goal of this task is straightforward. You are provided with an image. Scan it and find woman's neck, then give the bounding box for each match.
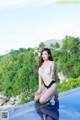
[43,59,50,63]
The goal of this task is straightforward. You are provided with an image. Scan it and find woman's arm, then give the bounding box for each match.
[35,75,42,95]
[50,61,55,79]
[39,75,42,89]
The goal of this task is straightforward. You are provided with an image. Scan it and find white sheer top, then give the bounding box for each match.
[38,61,55,80]
[38,64,50,75]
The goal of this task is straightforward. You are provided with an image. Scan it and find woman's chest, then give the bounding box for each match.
[39,65,51,75]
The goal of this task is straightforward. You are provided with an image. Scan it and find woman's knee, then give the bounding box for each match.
[39,97,45,104]
[34,95,39,101]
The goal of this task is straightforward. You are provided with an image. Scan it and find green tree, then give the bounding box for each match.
[39,42,45,51]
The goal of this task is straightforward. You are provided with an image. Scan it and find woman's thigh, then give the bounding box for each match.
[35,85,47,98]
[40,83,57,101]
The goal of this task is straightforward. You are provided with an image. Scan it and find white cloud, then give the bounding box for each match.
[34,0,56,6]
[35,22,80,43]
[0,0,56,9]
[0,0,29,8]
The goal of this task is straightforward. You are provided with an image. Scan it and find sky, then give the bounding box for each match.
[0,0,80,55]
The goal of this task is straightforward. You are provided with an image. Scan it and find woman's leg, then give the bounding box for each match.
[34,85,47,101]
[39,83,57,104]
[40,73,58,103]
[54,91,59,101]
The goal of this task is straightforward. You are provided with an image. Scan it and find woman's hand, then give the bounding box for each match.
[35,88,42,95]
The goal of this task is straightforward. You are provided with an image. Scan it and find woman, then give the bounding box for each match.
[35,48,58,104]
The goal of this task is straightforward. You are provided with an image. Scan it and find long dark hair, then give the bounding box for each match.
[37,48,54,71]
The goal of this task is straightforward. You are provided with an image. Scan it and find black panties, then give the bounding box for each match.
[44,80,56,89]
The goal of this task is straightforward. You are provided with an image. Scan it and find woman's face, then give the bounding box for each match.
[42,50,50,61]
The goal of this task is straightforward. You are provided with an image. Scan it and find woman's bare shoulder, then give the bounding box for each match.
[50,61,55,65]
[50,61,55,70]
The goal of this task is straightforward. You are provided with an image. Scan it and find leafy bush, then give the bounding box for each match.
[58,77,80,92]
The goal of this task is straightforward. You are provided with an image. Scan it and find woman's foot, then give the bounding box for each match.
[54,92,59,102]
[44,100,51,104]
[54,97,58,102]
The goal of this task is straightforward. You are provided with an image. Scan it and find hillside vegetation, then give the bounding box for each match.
[0,36,80,103]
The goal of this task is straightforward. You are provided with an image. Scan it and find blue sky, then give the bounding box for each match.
[0,0,80,55]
